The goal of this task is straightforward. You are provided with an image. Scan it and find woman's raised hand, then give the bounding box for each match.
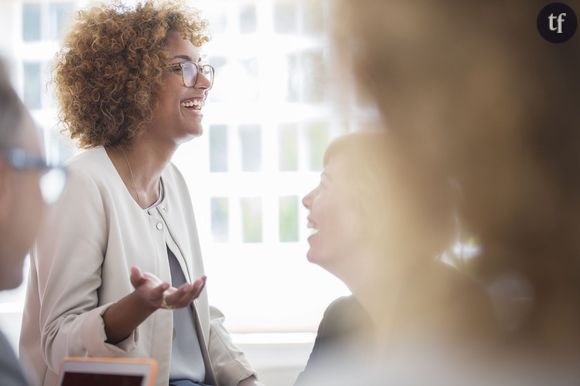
[130,266,206,310]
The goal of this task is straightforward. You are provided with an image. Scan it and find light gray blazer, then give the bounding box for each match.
[20,147,255,386]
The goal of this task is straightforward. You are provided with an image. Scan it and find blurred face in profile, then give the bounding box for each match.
[302,154,363,274]
[0,115,46,290]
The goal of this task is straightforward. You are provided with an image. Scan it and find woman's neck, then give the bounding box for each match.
[336,249,429,343]
[106,135,176,208]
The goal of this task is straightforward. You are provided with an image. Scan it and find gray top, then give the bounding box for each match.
[166,246,206,381]
[0,330,29,386]
[147,180,205,381]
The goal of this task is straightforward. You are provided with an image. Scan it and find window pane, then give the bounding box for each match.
[241,197,262,243]
[239,124,261,172]
[279,196,299,242]
[306,121,329,171]
[240,57,259,101]
[278,124,298,171]
[301,0,324,35]
[49,2,74,40]
[303,51,325,103]
[209,124,228,172]
[210,56,227,69]
[210,9,227,35]
[240,3,257,34]
[274,0,297,34]
[208,56,227,103]
[23,62,42,110]
[211,197,229,242]
[286,53,300,102]
[22,3,41,41]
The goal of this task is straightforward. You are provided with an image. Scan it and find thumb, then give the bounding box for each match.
[130,266,144,288]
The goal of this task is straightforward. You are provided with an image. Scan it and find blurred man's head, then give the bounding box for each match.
[0,60,46,290]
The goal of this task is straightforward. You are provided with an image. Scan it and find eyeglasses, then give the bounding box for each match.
[1,148,68,204]
[167,62,215,89]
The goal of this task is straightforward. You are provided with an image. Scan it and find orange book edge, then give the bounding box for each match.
[60,356,158,386]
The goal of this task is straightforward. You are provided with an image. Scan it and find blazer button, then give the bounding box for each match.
[156,222,163,230]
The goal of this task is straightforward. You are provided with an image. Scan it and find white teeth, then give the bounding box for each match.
[181,99,203,110]
[307,222,318,236]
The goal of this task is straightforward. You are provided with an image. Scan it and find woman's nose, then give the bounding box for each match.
[195,70,212,90]
[302,189,314,209]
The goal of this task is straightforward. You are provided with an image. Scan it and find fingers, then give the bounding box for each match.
[142,271,164,286]
[190,276,207,299]
[131,266,170,308]
[162,276,207,309]
[151,281,170,300]
[130,266,145,288]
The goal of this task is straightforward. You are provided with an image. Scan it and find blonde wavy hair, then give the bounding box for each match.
[55,1,209,148]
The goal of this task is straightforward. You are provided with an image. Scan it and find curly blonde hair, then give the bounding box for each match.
[55,1,209,148]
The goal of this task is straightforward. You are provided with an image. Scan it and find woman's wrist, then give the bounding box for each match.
[103,291,159,344]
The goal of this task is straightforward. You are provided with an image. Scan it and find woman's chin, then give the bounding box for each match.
[306,248,317,264]
[306,248,326,267]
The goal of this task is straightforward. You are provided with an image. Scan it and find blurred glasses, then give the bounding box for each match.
[168,62,215,89]
[1,148,67,204]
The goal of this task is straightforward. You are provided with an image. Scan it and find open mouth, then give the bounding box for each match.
[181,98,204,111]
[307,220,319,237]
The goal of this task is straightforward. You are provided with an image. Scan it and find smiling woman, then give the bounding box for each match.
[19,2,262,386]
[54,2,209,148]
[147,30,212,142]
[297,131,495,385]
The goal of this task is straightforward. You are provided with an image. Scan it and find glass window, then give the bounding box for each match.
[278,124,298,171]
[306,121,329,171]
[286,53,300,102]
[279,196,299,242]
[209,9,227,35]
[274,0,297,34]
[209,124,228,172]
[49,2,74,40]
[211,197,229,242]
[241,197,262,242]
[23,62,42,110]
[210,56,227,70]
[239,3,257,34]
[239,124,262,172]
[22,3,41,42]
[302,51,325,103]
[241,57,260,101]
[208,56,227,103]
[301,0,324,35]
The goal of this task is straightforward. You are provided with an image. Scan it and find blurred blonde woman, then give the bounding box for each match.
[297,131,495,385]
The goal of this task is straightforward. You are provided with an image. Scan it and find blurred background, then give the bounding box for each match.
[0,0,379,384]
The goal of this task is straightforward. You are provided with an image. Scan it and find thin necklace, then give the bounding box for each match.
[121,147,145,208]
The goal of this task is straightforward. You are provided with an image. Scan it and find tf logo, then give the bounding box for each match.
[537,2,577,43]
